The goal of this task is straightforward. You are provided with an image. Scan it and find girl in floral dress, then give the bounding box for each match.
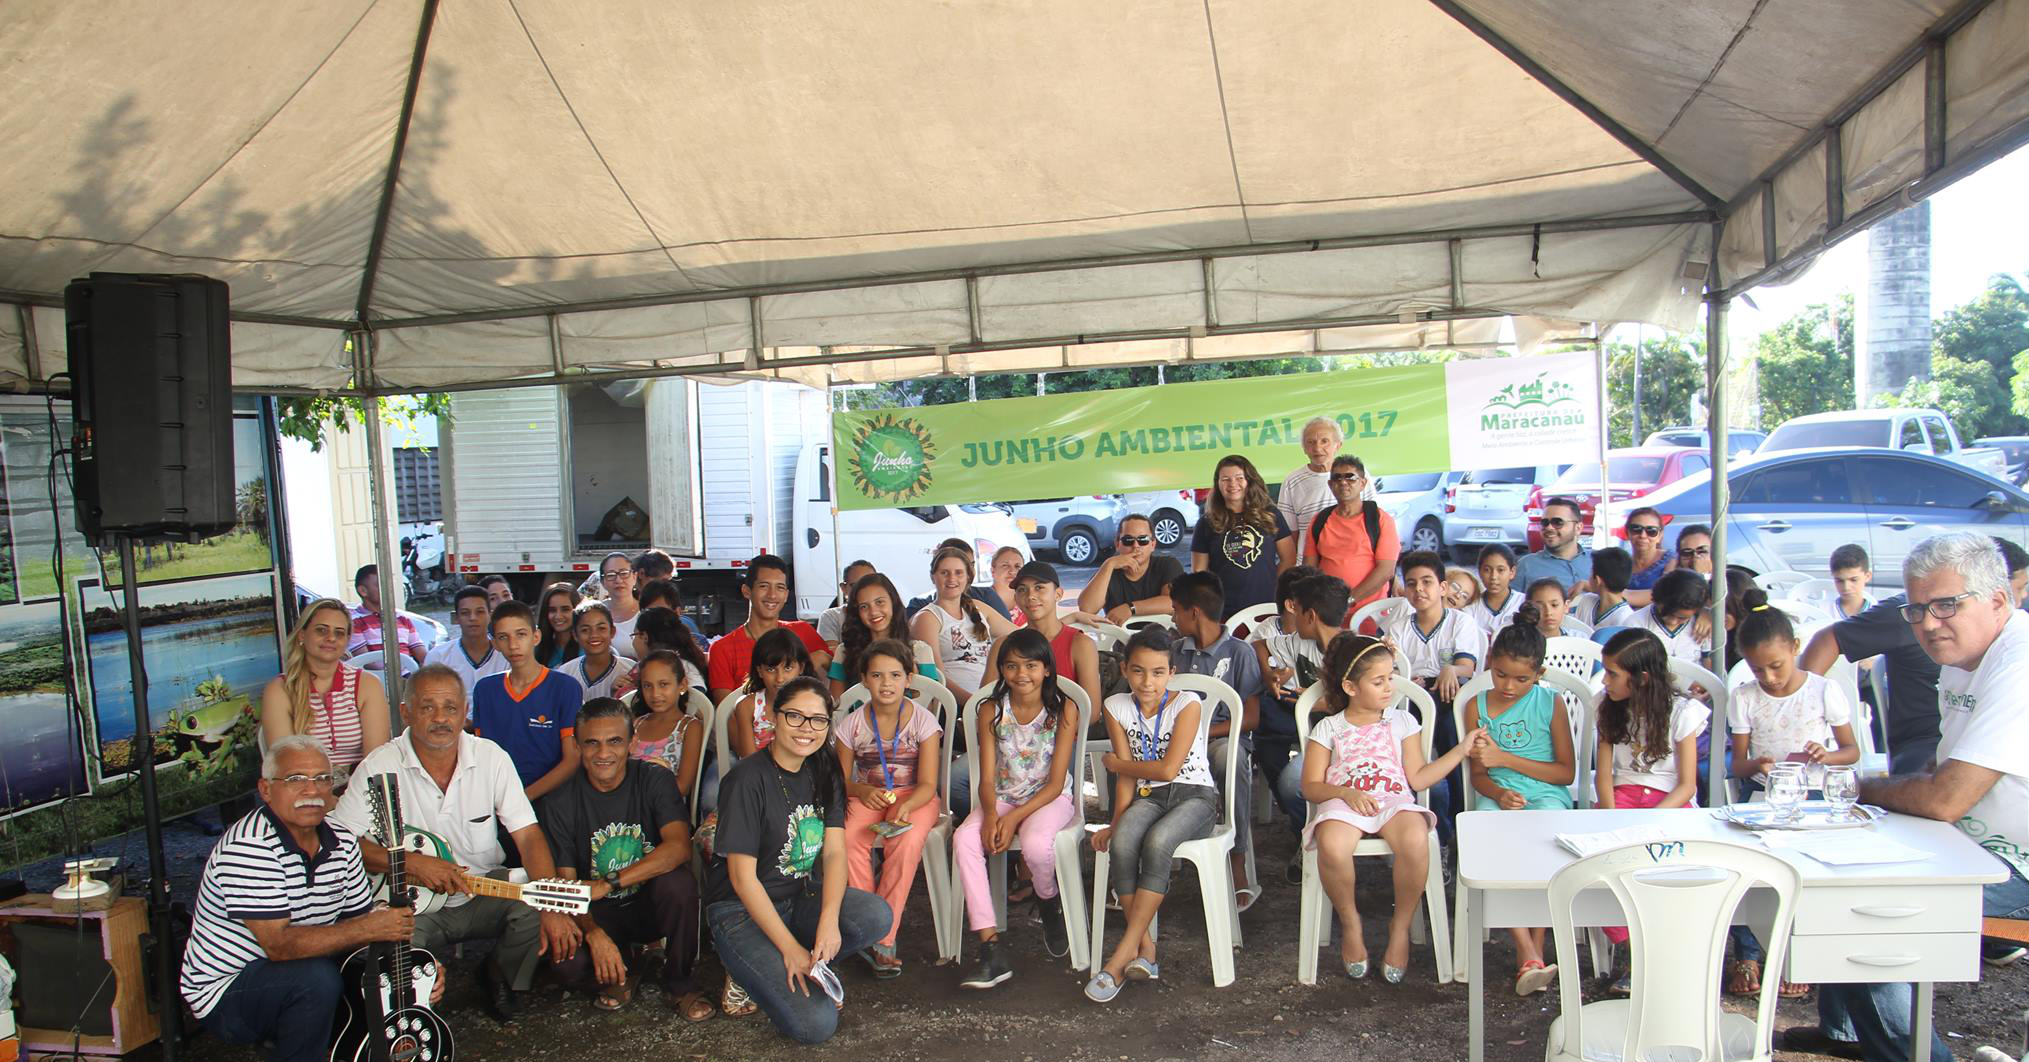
[1301,633,1484,984]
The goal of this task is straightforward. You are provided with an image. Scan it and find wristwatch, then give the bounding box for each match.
[603,868,624,890]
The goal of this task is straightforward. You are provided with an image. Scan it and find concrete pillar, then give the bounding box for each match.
[1855,202,1932,405]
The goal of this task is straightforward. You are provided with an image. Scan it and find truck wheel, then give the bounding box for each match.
[1058,527,1099,565]
[1150,509,1186,548]
[1410,519,1444,554]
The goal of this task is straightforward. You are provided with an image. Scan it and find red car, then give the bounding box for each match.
[1523,447,1711,550]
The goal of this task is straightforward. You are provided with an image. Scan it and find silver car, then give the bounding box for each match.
[1440,464,1568,562]
[1115,489,1199,549]
[1007,495,1126,565]
[1373,470,1465,555]
[1594,448,2029,587]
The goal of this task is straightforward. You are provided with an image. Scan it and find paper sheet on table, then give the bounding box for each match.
[1555,824,1675,859]
[1756,830,1932,866]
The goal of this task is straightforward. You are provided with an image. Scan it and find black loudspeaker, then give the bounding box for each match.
[65,272,236,545]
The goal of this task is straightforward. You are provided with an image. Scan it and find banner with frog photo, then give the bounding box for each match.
[832,352,1600,510]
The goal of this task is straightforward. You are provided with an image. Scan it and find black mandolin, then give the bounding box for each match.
[331,772,455,1062]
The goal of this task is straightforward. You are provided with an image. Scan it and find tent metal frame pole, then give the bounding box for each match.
[1425,0,1723,209]
[362,210,1710,334]
[354,0,441,325]
[353,331,405,708]
[0,290,347,332]
[1704,219,1730,806]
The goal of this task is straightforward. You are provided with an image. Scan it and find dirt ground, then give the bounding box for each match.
[22,812,2027,1062]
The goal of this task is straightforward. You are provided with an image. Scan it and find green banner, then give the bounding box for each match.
[833,364,1453,510]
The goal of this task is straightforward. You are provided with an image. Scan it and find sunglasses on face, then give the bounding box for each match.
[1329,473,1364,483]
[1627,524,1662,537]
[1119,535,1152,546]
[1541,518,1572,529]
[1679,546,1711,558]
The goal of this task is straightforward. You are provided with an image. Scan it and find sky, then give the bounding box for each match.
[1726,143,2029,347]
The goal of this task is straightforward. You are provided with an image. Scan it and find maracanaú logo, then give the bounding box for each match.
[1479,372,1584,432]
[847,414,937,503]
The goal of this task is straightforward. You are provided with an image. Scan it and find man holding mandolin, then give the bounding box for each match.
[181,735,435,1062]
[333,664,582,1023]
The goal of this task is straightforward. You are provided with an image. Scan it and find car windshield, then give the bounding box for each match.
[1550,456,1667,488]
[1376,472,1443,493]
[1764,418,1890,450]
[1464,466,1535,485]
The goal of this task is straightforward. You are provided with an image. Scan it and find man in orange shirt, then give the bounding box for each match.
[1307,455,1398,617]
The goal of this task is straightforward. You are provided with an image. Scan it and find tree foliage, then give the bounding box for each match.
[275,394,451,451]
[1934,274,2029,385]
[1604,333,1704,447]
[1753,295,1854,430]
[1893,356,2007,439]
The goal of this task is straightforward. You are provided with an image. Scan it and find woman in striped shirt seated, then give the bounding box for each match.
[260,598,390,786]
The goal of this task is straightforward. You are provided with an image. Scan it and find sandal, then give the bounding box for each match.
[1780,980,1811,999]
[720,977,757,1018]
[1514,960,1557,997]
[864,943,904,979]
[1725,959,1761,997]
[593,975,639,1011]
[668,989,715,1023]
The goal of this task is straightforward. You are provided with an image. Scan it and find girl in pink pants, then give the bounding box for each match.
[837,639,944,978]
[953,629,1084,989]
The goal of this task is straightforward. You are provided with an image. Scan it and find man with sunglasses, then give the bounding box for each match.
[1075,513,1182,625]
[1789,532,2029,1062]
[1514,496,1593,595]
[1307,455,1398,615]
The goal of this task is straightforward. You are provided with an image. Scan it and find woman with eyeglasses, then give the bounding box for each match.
[1621,507,1672,603]
[595,552,643,646]
[1076,513,1185,625]
[705,676,892,1043]
[1192,455,1296,620]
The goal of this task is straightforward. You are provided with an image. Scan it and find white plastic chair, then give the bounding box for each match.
[1751,570,1810,596]
[1558,616,1594,640]
[1543,636,1602,677]
[1788,577,1840,613]
[677,687,715,823]
[1120,613,1176,634]
[1223,601,1281,641]
[1294,680,1452,984]
[1349,595,1409,633]
[836,674,962,963]
[949,678,1094,971]
[1087,673,1244,987]
[1766,597,1829,627]
[712,687,754,790]
[1544,839,1798,1062]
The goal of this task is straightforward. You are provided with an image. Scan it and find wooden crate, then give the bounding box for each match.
[0,895,160,1056]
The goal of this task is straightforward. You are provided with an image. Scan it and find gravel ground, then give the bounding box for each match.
[17,807,2027,1062]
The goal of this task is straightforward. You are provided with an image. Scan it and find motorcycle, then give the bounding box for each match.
[401,528,458,601]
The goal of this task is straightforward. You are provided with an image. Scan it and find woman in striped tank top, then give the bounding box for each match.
[259,599,390,779]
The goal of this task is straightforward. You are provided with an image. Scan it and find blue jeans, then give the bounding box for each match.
[1817,865,2029,1062]
[707,887,891,1044]
[197,957,341,1062]
[946,758,972,825]
[1108,783,1218,896]
[1253,696,1301,835]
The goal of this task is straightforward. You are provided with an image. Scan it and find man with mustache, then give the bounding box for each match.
[182,735,429,1062]
[333,663,580,1023]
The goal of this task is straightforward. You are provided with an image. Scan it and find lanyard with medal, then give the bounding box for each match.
[875,712,903,806]
[1135,691,1173,798]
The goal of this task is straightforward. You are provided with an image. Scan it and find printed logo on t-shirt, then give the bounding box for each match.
[1491,714,1535,750]
[1958,812,2028,877]
[590,821,652,900]
[1210,658,1231,682]
[1348,758,1405,796]
[1942,689,1977,714]
[530,714,557,728]
[777,803,825,880]
[1220,525,1265,570]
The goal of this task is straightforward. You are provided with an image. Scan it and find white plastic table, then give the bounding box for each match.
[1458,808,2007,1062]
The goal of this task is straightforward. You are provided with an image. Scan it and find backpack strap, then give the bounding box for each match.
[1312,501,1385,559]
[1308,506,1333,555]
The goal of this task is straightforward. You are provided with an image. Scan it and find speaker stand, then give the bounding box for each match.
[116,534,178,1062]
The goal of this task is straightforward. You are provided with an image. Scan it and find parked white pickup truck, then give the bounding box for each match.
[1761,408,2010,480]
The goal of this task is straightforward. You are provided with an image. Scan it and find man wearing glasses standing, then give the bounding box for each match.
[1789,532,2029,1062]
[182,736,436,1061]
[1076,513,1183,624]
[1307,455,1398,616]
[1514,496,1593,595]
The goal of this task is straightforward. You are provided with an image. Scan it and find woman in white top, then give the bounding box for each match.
[260,598,390,780]
[1594,629,1707,810]
[912,545,1014,707]
[1085,628,1216,1004]
[559,601,636,703]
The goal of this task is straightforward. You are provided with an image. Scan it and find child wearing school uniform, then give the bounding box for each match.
[834,639,944,978]
[1526,578,1592,640]
[1569,547,1634,631]
[1464,544,1522,642]
[1623,568,1711,664]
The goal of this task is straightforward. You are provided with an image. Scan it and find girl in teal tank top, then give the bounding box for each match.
[1468,601,1578,996]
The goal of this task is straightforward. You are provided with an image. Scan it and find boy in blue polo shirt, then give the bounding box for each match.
[471,600,584,800]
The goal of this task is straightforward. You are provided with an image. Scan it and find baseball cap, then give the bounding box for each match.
[1013,560,1061,587]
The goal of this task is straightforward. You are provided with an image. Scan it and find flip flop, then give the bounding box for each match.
[1514,960,1557,997]
[1235,885,1263,913]
[1725,959,1761,997]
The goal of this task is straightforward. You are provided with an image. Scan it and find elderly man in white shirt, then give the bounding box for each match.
[1786,533,2029,1062]
[1277,416,1344,565]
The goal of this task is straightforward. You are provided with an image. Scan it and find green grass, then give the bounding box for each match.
[15,529,274,600]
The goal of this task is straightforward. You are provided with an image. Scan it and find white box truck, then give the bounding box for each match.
[437,378,1029,626]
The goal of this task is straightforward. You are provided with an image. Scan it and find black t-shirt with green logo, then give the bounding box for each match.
[538,760,685,909]
[707,752,845,906]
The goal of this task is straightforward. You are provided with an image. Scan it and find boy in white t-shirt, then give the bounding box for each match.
[1828,543,1877,621]
[1379,550,1484,702]
[1568,547,1634,631]
[422,586,507,707]
[1624,569,1710,664]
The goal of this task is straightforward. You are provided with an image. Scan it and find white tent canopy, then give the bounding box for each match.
[2,0,2027,393]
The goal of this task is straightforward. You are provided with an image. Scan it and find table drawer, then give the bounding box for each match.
[1786,933,1979,983]
[1790,886,1979,937]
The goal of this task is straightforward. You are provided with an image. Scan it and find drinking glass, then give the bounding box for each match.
[1765,763,1806,824]
[1823,765,1859,823]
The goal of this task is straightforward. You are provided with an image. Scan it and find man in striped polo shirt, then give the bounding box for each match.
[181,736,422,1062]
